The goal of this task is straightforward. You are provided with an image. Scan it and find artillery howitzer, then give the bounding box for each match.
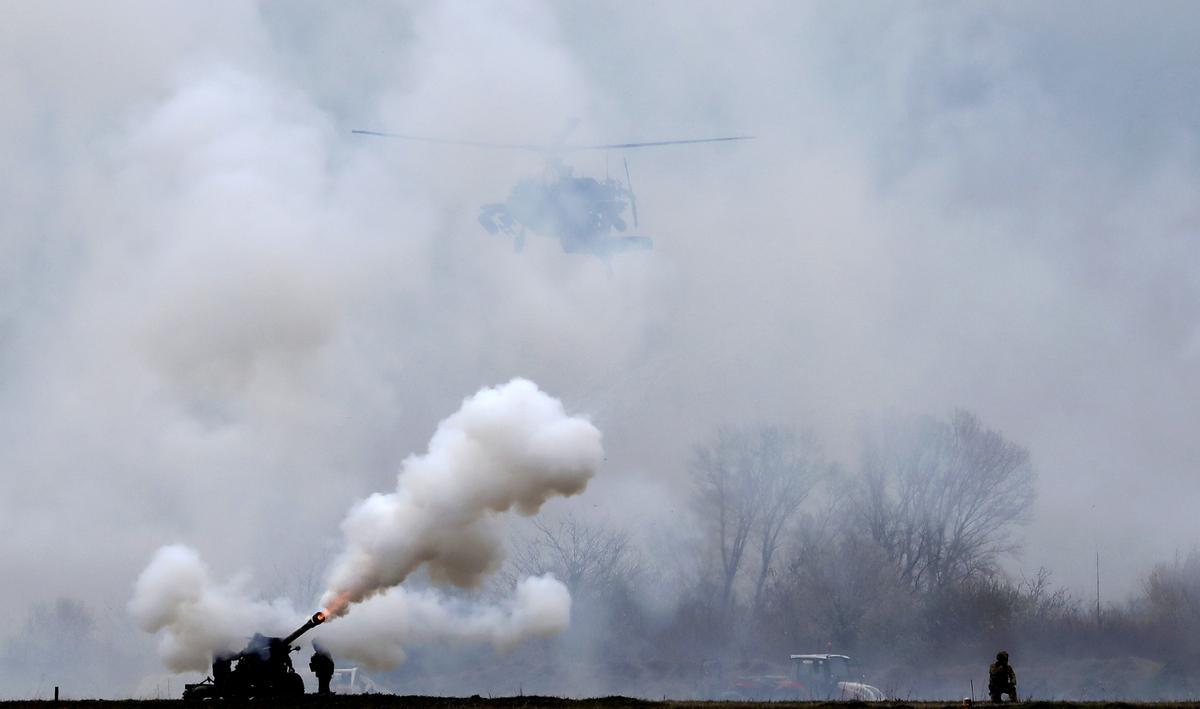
[183,611,326,700]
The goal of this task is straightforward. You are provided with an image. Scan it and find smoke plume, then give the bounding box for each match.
[321,377,603,615]
[317,574,571,669]
[130,379,601,671]
[128,545,298,673]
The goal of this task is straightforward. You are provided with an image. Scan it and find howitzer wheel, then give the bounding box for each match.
[281,671,306,697]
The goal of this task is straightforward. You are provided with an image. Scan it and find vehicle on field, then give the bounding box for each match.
[721,653,884,701]
[790,654,885,701]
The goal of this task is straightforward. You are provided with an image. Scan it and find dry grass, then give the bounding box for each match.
[3,698,1200,709]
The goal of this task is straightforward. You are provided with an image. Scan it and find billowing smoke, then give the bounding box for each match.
[128,545,298,673]
[321,377,603,616]
[317,574,571,669]
[131,378,601,671]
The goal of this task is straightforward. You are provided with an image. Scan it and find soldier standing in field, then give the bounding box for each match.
[310,643,336,695]
[988,650,1018,702]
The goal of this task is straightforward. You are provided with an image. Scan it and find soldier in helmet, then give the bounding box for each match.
[988,650,1018,702]
[309,642,336,695]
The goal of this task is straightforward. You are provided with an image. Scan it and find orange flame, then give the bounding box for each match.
[322,590,352,619]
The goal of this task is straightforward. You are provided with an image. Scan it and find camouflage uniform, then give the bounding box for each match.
[988,651,1017,703]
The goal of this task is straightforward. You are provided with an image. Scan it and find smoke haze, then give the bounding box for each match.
[318,574,571,670]
[129,545,298,673]
[130,379,596,673]
[3,0,1200,699]
[128,545,573,675]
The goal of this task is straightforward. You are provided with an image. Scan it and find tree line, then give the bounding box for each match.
[5,408,1198,699]
[492,409,1200,699]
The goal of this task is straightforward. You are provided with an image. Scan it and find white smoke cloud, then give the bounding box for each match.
[323,377,603,611]
[131,379,600,672]
[128,545,298,673]
[318,574,571,670]
[129,544,572,674]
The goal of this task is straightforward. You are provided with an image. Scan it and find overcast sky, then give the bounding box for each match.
[3,0,1200,694]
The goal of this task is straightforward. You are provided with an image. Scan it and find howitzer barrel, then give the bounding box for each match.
[283,612,326,645]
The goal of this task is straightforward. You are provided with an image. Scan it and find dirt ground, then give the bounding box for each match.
[2,697,1198,709]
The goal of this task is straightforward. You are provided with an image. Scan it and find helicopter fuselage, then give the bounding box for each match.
[478,174,651,257]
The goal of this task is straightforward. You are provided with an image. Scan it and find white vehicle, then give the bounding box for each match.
[328,667,388,695]
[789,654,886,701]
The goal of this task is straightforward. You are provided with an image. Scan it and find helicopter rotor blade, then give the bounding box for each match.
[623,157,639,228]
[351,130,553,152]
[352,130,755,154]
[563,135,755,151]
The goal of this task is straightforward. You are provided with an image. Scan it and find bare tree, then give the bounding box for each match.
[692,425,825,619]
[507,514,641,601]
[691,427,761,620]
[856,410,1035,592]
[1141,549,1200,657]
[750,427,828,614]
[780,521,903,652]
[261,546,334,609]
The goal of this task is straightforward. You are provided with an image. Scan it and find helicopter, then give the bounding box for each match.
[352,127,753,258]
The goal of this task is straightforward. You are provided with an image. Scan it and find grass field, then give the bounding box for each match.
[2,697,1199,709]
